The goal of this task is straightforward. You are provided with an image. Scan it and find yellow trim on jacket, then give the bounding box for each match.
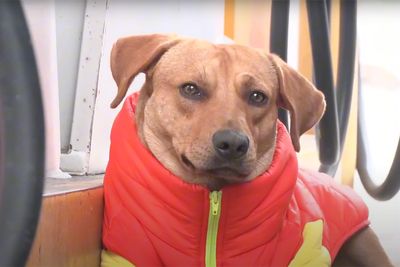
[101,249,134,267]
[289,220,331,267]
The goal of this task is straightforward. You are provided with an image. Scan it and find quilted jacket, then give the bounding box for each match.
[102,93,369,267]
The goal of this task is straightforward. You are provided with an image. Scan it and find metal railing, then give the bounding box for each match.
[269,0,290,128]
[357,73,400,200]
[271,0,400,200]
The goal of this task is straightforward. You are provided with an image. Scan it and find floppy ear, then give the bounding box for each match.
[269,54,326,152]
[110,34,180,108]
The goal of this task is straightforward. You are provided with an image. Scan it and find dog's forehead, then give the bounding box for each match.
[157,39,276,81]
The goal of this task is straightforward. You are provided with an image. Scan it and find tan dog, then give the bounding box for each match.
[110,34,393,266]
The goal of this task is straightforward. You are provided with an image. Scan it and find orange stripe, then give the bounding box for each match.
[330,0,340,84]
[224,0,235,39]
[249,0,271,50]
[233,0,252,46]
[340,52,358,187]
[298,0,313,81]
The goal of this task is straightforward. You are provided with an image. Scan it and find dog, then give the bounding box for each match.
[102,34,393,267]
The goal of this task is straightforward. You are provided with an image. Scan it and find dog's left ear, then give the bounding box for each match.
[110,34,180,108]
[269,54,326,152]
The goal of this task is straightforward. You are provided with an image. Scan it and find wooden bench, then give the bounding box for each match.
[26,176,104,267]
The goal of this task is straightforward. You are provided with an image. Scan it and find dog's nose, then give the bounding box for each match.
[212,130,249,160]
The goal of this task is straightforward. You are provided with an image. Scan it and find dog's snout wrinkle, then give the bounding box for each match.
[212,129,249,160]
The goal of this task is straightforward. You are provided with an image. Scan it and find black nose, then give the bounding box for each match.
[212,130,249,160]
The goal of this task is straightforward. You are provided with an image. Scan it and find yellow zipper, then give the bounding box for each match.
[205,191,222,267]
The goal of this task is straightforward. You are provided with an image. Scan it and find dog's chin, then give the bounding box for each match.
[180,154,251,182]
[206,168,250,184]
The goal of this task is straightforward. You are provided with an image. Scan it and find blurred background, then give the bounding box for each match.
[1,0,399,266]
[355,1,400,263]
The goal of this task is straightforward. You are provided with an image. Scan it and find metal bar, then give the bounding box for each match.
[306,0,340,175]
[357,66,400,200]
[326,0,358,175]
[270,0,290,129]
[337,0,357,148]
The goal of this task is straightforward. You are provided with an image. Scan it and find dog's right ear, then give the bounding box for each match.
[110,34,180,108]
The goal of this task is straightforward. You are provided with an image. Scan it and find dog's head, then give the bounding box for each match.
[110,34,325,190]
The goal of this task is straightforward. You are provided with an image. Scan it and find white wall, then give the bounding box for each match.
[357,1,400,180]
[55,0,87,152]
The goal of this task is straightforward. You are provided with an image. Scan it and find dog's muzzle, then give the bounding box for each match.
[212,129,249,160]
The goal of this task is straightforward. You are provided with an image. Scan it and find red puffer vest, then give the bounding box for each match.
[102,93,369,266]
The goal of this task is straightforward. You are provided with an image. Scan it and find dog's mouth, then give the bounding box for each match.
[181,154,196,169]
[180,154,250,179]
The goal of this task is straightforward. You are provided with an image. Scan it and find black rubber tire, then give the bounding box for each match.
[0,1,45,266]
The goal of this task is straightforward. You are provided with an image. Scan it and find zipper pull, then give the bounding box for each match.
[210,191,220,215]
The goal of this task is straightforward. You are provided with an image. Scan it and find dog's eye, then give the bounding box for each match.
[180,83,203,100]
[248,90,268,106]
